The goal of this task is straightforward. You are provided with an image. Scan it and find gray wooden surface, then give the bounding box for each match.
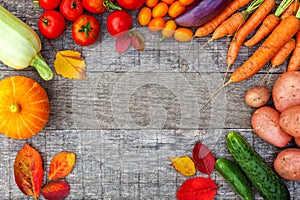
[0,0,299,199]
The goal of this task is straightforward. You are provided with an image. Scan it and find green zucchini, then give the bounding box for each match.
[215,158,254,200]
[226,131,290,200]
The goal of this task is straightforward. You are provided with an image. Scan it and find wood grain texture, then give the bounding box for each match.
[0,0,299,199]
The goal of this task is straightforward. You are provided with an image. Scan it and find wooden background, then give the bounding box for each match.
[0,0,299,199]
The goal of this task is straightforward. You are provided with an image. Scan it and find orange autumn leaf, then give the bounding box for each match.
[54,50,87,80]
[42,180,70,200]
[169,155,196,176]
[48,152,76,181]
[14,144,43,199]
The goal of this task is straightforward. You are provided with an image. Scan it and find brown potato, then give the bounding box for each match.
[272,71,300,112]
[274,148,300,180]
[251,106,292,147]
[279,105,300,137]
[245,86,270,108]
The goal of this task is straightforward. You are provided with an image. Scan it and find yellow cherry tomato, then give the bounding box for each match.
[145,0,158,8]
[138,7,152,26]
[168,1,185,18]
[161,0,174,5]
[174,27,193,42]
[148,17,166,32]
[178,0,195,6]
[152,2,168,18]
[161,19,177,40]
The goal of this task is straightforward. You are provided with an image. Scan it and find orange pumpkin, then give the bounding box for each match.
[0,76,50,139]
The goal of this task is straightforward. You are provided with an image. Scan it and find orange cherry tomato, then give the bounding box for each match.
[145,0,158,7]
[138,7,152,26]
[178,0,195,6]
[148,17,166,32]
[152,2,168,18]
[161,19,177,39]
[161,0,174,5]
[174,27,193,42]
[168,1,185,18]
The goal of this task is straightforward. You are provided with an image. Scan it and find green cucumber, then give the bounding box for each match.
[226,131,290,200]
[215,158,254,200]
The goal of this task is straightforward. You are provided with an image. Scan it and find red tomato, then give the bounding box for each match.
[72,14,101,46]
[38,10,66,39]
[116,0,145,10]
[39,0,60,10]
[106,10,132,37]
[82,0,117,14]
[60,0,84,21]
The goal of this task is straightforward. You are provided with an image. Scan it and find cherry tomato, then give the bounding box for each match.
[168,1,185,18]
[82,0,118,14]
[178,0,195,6]
[72,14,100,46]
[116,0,145,10]
[161,0,174,4]
[60,0,84,21]
[39,0,60,10]
[174,27,193,42]
[145,0,158,8]
[138,7,152,26]
[106,10,132,37]
[148,17,165,32]
[38,10,66,39]
[152,2,168,18]
[161,19,177,39]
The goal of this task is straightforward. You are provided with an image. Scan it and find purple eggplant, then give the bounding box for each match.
[175,0,232,27]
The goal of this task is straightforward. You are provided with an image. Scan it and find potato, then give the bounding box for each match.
[274,148,300,180]
[279,105,300,137]
[245,86,270,108]
[272,71,300,112]
[295,137,300,147]
[251,106,292,147]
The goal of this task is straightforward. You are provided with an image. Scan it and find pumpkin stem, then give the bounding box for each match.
[10,103,21,113]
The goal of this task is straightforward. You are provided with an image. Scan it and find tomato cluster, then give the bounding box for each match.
[37,0,145,46]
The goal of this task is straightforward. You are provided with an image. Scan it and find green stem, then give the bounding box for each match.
[296,2,300,18]
[30,52,53,81]
[103,0,122,11]
[245,0,265,13]
[275,0,295,16]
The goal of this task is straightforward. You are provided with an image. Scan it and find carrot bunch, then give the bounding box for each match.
[138,0,196,42]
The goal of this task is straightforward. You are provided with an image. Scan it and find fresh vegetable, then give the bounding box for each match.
[288,30,300,71]
[160,19,177,41]
[226,131,290,200]
[173,27,193,42]
[244,0,295,47]
[215,158,254,200]
[194,0,251,37]
[271,38,295,67]
[39,0,60,10]
[0,76,50,139]
[279,105,300,137]
[152,2,168,18]
[72,14,100,46]
[116,0,145,10]
[251,106,292,147]
[244,86,270,108]
[274,148,300,180]
[281,0,300,18]
[272,71,300,112]
[178,0,195,6]
[38,10,66,39]
[146,0,158,7]
[174,0,231,27]
[59,0,84,21]
[82,0,120,14]
[148,17,166,32]
[227,15,300,83]
[168,1,185,18]
[138,7,152,26]
[0,5,53,80]
[227,0,276,67]
[162,0,174,4]
[107,10,132,37]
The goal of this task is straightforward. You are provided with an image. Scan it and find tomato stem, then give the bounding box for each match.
[79,21,93,38]
[103,0,122,11]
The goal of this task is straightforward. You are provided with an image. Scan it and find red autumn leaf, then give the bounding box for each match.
[131,31,145,51]
[42,180,70,200]
[176,177,217,200]
[48,152,76,181]
[116,31,131,54]
[192,142,215,175]
[14,144,43,199]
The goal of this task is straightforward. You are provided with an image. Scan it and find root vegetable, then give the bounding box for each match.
[245,86,270,108]
[279,105,300,137]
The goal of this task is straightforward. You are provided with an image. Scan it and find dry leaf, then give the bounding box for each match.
[116,32,131,54]
[131,31,145,51]
[48,152,76,181]
[192,142,215,175]
[14,144,43,199]
[54,50,87,80]
[42,180,70,200]
[169,156,196,176]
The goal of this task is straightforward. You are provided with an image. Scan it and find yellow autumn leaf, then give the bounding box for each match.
[169,156,196,176]
[54,50,87,80]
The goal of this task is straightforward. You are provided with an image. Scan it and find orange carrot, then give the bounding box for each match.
[271,38,296,67]
[194,0,251,38]
[212,0,265,40]
[281,0,300,18]
[244,0,296,47]
[287,30,300,71]
[228,15,300,83]
[227,0,276,67]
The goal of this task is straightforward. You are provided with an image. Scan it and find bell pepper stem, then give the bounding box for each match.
[30,52,53,81]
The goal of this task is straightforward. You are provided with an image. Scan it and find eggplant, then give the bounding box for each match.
[175,0,232,27]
